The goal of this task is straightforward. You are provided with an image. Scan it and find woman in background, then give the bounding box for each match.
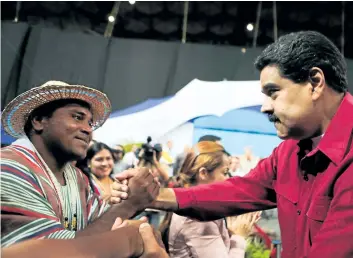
[159,141,260,258]
[77,142,115,201]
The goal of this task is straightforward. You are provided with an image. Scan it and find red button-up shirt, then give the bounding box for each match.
[174,93,353,258]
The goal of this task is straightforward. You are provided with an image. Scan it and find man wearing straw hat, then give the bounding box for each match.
[1,81,160,248]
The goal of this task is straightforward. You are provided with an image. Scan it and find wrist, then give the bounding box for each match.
[148,188,178,211]
[111,201,139,219]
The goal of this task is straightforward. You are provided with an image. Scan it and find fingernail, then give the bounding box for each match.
[122,193,128,198]
[122,186,128,191]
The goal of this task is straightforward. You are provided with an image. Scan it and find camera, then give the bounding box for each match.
[141,136,154,163]
[138,136,163,164]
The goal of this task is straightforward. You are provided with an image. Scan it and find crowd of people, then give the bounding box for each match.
[2,30,353,258]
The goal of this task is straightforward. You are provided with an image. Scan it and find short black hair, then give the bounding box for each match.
[198,135,221,143]
[24,99,91,138]
[254,31,348,93]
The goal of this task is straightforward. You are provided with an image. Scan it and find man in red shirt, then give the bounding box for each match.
[113,31,353,258]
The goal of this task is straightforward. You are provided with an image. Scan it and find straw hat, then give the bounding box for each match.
[1,80,112,138]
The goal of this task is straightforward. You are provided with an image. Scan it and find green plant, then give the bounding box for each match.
[246,239,271,258]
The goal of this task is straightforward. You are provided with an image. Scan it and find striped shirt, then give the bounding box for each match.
[1,143,110,247]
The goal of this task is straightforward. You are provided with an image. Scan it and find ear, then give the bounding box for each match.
[198,167,209,181]
[31,115,47,134]
[309,67,325,101]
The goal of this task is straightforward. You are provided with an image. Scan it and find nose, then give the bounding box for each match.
[81,122,93,136]
[101,159,108,166]
[261,96,274,114]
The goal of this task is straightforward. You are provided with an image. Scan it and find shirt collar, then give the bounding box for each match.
[311,134,323,150]
[317,92,353,165]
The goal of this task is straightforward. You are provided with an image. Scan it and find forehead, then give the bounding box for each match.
[260,65,290,87]
[94,148,112,158]
[55,103,92,118]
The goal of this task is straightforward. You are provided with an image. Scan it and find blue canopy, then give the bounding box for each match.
[192,106,282,157]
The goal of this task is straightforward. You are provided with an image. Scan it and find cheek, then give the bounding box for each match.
[91,162,100,172]
[108,160,114,169]
[212,172,227,182]
[275,96,308,123]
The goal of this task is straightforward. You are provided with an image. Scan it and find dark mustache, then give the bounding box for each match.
[268,114,280,123]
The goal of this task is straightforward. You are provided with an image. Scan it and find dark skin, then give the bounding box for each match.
[30,103,93,184]
[28,102,160,237]
[2,218,168,258]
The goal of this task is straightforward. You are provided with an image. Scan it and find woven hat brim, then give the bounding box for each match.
[1,84,112,138]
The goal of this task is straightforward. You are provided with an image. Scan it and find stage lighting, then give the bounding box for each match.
[108,15,115,23]
[246,23,254,32]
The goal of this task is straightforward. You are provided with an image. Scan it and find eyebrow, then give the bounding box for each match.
[261,83,280,94]
[71,109,93,122]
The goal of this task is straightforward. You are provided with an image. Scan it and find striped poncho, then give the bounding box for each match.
[1,141,110,247]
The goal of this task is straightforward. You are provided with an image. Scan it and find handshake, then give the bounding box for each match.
[110,167,168,258]
[110,167,161,211]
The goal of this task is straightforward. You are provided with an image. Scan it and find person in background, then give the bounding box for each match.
[198,134,222,144]
[172,145,191,177]
[238,147,260,174]
[229,156,247,177]
[112,144,129,175]
[77,142,115,201]
[159,141,261,258]
[123,144,139,168]
[137,143,170,184]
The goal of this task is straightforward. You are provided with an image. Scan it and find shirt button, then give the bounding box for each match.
[297,210,301,215]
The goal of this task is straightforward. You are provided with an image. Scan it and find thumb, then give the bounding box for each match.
[111,217,123,231]
[115,169,135,181]
[139,223,157,248]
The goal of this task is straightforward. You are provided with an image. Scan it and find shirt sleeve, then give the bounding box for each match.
[307,162,353,258]
[180,219,245,258]
[173,146,279,221]
[1,159,76,247]
[229,234,247,258]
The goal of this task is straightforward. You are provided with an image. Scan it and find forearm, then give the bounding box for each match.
[149,188,179,211]
[171,176,276,221]
[77,202,138,237]
[3,226,143,258]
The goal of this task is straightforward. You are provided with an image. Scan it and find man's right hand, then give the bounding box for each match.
[138,223,169,258]
[111,168,160,211]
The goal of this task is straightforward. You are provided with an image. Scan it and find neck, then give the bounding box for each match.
[95,174,110,181]
[320,91,345,134]
[31,136,68,176]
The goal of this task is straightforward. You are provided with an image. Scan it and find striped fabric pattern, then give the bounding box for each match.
[1,145,110,247]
